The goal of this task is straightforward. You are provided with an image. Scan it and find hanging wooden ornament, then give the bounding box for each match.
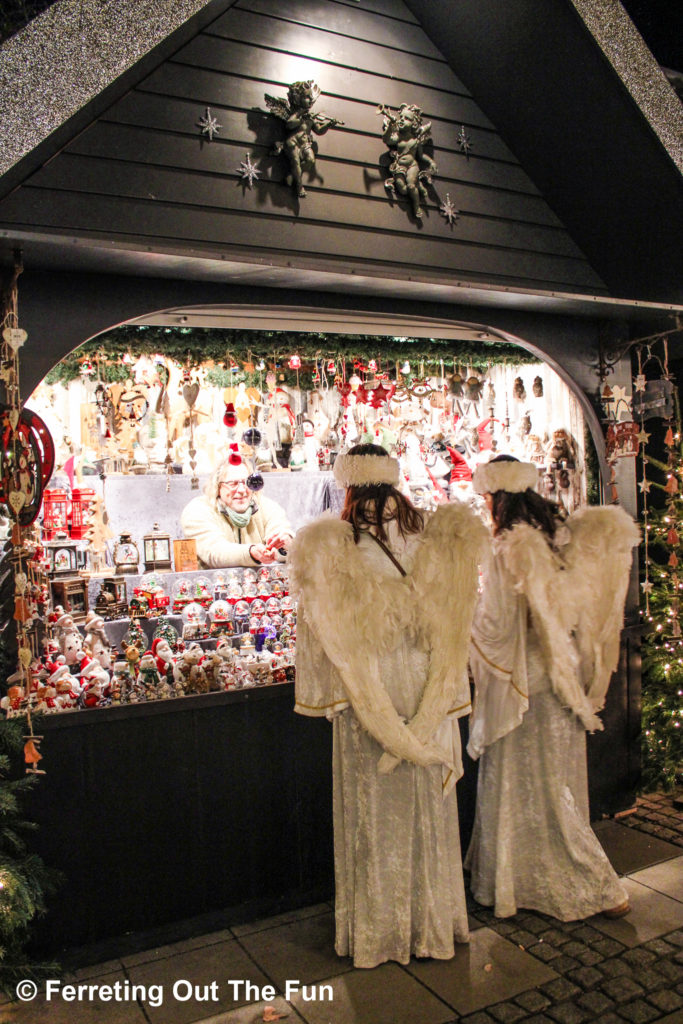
[2,326,27,352]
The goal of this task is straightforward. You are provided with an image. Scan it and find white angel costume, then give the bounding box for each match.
[465,504,640,921]
[289,490,488,968]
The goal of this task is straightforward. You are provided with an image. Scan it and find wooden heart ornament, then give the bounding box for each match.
[18,647,32,669]
[182,382,200,409]
[9,409,19,429]
[8,490,26,514]
[2,327,27,351]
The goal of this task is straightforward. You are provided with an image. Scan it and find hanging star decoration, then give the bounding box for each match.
[641,580,654,594]
[637,427,651,445]
[237,153,261,189]
[197,107,222,141]
[457,125,473,157]
[638,478,652,494]
[609,384,632,422]
[439,193,459,225]
[634,373,647,392]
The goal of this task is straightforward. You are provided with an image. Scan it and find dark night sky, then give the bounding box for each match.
[620,0,683,72]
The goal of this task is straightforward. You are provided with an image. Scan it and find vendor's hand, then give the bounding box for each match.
[249,543,278,564]
[266,532,292,552]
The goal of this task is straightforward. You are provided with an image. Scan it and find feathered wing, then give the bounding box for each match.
[288,516,454,769]
[264,94,292,121]
[500,523,603,732]
[563,506,640,710]
[377,502,490,773]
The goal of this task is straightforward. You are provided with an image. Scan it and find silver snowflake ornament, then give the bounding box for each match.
[458,125,473,157]
[197,107,222,141]
[237,153,261,189]
[439,193,459,225]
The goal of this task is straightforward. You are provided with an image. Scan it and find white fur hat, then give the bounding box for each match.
[472,458,538,495]
[333,452,400,489]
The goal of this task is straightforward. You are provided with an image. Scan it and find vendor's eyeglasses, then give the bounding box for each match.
[219,480,249,494]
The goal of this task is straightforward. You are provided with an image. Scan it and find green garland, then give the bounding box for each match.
[43,326,536,386]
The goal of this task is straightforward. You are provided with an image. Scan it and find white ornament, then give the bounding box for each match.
[439,193,459,225]
[2,327,27,351]
[197,107,222,141]
[237,153,261,189]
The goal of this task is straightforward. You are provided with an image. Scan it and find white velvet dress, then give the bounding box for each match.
[295,528,470,968]
[465,549,628,921]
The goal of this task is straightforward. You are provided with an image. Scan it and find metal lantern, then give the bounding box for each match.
[70,487,97,540]
[113,532,140,575]
[142,523,172,573]
[44,530,78,576]
[42,488,70,540]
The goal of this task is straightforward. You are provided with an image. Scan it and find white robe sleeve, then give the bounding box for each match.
[294,601,349,719]
[467,554,529,760]
[180,496,256,567]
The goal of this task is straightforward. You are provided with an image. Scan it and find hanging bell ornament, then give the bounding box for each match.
[665,427,675,447]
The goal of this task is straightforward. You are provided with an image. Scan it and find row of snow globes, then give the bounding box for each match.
[2,577,297,717]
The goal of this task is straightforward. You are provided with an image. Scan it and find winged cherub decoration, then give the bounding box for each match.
[264,80,344,199]
[378,103,437,220]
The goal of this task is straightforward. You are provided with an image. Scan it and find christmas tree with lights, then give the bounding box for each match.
[637,359,683,791]
[0,718,61,994]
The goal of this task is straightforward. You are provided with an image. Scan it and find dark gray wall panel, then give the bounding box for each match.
[0,0,607,295]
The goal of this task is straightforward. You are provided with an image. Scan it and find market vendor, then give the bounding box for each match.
[180,450,294,567]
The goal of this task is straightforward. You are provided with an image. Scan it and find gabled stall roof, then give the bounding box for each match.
[0,0,681,311]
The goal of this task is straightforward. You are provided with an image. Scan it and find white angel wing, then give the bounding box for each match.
[562,505,640,710]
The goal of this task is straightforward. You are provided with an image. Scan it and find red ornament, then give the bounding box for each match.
[327,359,336,374]
[338,382,352,407]
[665,427,675,446]
[368,359,378,373]
[370,382,394,408]
[228,444,242,467]
[288,355,302,370]
[667,527,680,546]
[355,384,369,405]
[223,403,237,428]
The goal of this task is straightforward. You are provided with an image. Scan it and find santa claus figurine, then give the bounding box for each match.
[151,637,174,681]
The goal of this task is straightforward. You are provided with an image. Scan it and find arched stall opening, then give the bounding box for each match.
[5,302,639,955]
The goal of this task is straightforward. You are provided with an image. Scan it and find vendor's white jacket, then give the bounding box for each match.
[180,493,293,567]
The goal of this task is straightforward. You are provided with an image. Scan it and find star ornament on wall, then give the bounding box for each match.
[237,153,261,189]
[457,125,473,157]
[439,193,459,225]
[197,107,222,141]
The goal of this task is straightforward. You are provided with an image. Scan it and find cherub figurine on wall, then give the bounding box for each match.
[265,80,344,198]
[378,103,437,220]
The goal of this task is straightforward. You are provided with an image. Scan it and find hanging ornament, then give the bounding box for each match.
[401,361,411,375]
[247,472,265,492]
[288,354,301,370]
[368,359,378,374]
[326,359,336,374]
[223,402,237,428]
[410,379,433,397]
[532,376,544,397]
[242,428,262,448]
[338,381,352,406]
[228,443,242,467]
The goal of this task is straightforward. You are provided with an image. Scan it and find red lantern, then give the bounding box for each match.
[42,489,70,540]
[70,487,96,540]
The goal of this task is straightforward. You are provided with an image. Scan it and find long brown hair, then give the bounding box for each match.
[340,443,424,543]
[488,454,563,539]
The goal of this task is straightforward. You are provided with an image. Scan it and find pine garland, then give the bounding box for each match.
[44,325,535,385]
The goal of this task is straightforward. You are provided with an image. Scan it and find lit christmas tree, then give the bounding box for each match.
[636,350,683,791]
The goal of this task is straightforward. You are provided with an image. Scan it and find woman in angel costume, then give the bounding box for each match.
[289,444,488,968]
[465,455,639,921]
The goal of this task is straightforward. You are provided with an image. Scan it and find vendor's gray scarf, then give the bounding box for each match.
[219,501,254,530]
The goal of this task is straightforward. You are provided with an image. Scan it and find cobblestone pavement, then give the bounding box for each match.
[620,791,683,850]
[2,793,682,1024]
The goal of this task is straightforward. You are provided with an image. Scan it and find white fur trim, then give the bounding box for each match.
[333,453,400,489]
[472,459,538,495]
